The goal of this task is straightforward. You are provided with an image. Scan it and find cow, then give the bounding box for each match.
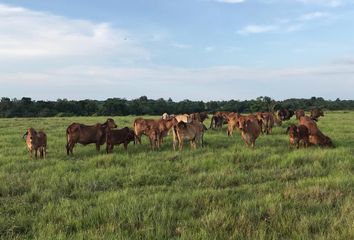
[256,112,274,135]
[133,117,175,147]
[295,109,305,120]
[299,116,334,148]
[310,108,324,122]
[278,109,294,121]
[162,113,169,120]
[226,113,240,136]
[286,124,310,148]
[236,116,261,147]
[23,128,47,159]
[145,124,160,150]
[190,112,209,123]
[210,111,229,129]
[172,120,206,150]
[106,127,135,153]
[175,114,192,123]
[66,118,117,155]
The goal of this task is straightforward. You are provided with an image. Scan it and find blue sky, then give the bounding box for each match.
[0,0,353,101]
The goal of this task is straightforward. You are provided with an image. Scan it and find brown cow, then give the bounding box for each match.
[190,112,209,122]
[310,108,324,122]
[295,109,305,120]
[145,124,160,150]
[106,127,135,153]
[256,112,274,135]
[286,124,309,148]
[172,120,205,150]
[23,128,47,159]
[299,116,334,147]
[66,118,117,155]
[133,117,175,147]
[236,116,261,147]
[278,109,294,121]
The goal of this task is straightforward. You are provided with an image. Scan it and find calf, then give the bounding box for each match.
[237,116,261,147]
[106,127,135,153]
[23,128,47,159]
[286,124,309,148]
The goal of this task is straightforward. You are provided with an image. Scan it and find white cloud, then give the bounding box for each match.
[213,0,245,3]
[237,24,277,34]
[297,0,344,7]
[0,4,149,60]
[170,43,192,49]
[298,11,329,21]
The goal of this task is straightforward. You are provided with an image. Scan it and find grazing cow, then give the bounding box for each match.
[66,118,117,155]
[23,128,47,159]
[106,127,135,153]
[286,124,309,148]
[236,116,261,147]
[173,120,205,150]
[256,112,274,135]
[278,109,294,121]
[295,109,305,120]
[299,116,334,148]
[310,108,324,122]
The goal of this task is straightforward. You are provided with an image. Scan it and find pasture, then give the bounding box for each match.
[0,112,353,239]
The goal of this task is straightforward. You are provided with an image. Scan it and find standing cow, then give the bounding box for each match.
[23,128,47,159]
[66,118,117,155]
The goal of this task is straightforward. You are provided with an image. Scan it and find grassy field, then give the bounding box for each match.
[0,112,353,239]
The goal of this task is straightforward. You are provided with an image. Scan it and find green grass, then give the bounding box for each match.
[0,112,353,239]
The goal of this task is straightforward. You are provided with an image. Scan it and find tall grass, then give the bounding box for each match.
[0,112,353,239]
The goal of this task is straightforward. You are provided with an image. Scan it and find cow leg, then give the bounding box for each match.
[66,142,70,155]
[35,149,38,159]
[124,142,128,150]
[179,140,183,151]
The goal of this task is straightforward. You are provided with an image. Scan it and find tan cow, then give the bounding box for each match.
[23,128,47,159]
[175,114,192,123]
[236,116,261,147]
[172,120,206,150]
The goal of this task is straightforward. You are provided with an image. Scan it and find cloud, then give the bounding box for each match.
[0,4,149,61]
[238,10,331,35]
[298,11,329,21]
[170,43,192,49]
[237,24,277,34]
[297,0,344,7]
[213,0,245,3]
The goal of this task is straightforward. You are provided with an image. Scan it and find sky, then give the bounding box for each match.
[0,0,353,101]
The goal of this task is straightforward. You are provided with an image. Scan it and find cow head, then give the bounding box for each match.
[324,136,334,148]
[237,118,250,131]
[25,128,37,144]
[104,118,117,129]
[286,124,298,137]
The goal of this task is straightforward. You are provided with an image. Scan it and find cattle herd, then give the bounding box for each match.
[22,108,333,159]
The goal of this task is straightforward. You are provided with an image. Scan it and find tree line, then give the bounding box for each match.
[0,96,353,118]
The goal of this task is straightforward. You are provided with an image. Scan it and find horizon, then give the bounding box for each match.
[1,0,354,100]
